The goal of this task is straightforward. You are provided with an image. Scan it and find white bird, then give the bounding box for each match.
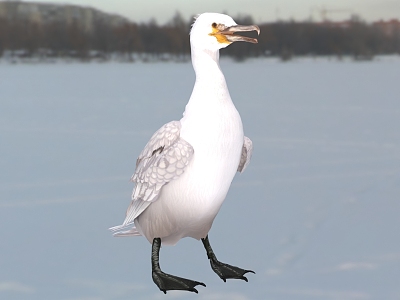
[110,12,259,294]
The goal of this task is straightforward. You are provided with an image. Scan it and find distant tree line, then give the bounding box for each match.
[0,12,399,61]
[256,17,400,61]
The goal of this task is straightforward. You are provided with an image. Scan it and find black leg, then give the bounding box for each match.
[151,237,206,294]
[201,235,255,282]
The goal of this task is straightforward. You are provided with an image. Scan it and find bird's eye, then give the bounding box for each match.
[212,22,217,28]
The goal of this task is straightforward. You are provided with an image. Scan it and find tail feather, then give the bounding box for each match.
[109,224,141,237]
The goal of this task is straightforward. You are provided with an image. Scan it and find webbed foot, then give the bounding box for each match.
[152,269,206,294]
[201,235,255,282]
[208,258,255,282]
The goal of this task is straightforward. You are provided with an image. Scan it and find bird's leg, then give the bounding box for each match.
[151,237,206,294]
[201,235,255,282]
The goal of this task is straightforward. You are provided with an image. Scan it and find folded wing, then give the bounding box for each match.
[110,121,194,236]
[237,136,253,173]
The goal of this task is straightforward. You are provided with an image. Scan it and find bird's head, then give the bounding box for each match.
[190,13,260,51]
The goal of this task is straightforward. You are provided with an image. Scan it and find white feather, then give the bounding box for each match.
[110,13,253,246]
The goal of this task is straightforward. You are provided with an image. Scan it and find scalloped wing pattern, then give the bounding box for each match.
[118,121,194,229]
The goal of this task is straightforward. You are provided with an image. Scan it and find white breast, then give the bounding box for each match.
[135,95,243,245]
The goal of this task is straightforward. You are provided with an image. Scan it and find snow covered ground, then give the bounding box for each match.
[1,56,400,300]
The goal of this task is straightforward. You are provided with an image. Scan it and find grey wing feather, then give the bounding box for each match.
[237,136,253,173]
[110,121,194,233]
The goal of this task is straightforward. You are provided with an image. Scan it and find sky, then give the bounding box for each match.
[18,0,400,24]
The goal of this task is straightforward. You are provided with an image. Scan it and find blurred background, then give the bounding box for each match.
[0,0,399,62]
[1,1,400,300]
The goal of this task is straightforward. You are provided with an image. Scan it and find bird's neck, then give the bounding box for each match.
[191,48,225,86]
[188,47,231,106]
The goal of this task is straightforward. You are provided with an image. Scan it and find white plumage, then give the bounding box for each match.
[110,13,256,246]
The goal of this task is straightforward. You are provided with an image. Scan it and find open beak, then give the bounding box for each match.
[219,25,260,44]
